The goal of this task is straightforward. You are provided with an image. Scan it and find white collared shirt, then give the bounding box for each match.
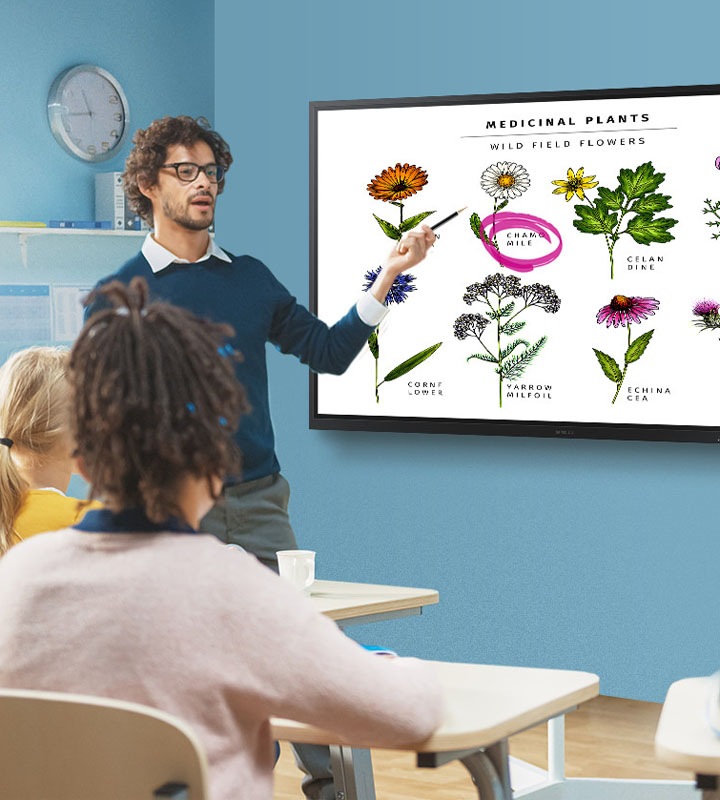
[140,234,388,328]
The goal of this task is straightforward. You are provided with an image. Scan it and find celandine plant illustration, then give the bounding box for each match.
[551,162,678,279]
[362,268,441,403]
[692,298,720,336]
[702,199,720,241]
[453,272,560,408]
[367,162,434,240]
[593,295,659,404]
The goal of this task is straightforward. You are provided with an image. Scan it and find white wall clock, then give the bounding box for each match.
[47,64,129,162]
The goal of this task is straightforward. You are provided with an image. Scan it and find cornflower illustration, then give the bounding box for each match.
[453,272,560,407]
[593,295,659,404]
[692,298,720,335]
[362,268,441,402]
[551,162,678,279]
[367,162,434,240]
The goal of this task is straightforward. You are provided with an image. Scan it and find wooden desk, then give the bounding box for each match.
[656,677,720,799]
[273,661,599,800]
[310,578,439,627]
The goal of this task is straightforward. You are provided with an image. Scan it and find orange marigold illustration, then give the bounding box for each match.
[367,163,428,202]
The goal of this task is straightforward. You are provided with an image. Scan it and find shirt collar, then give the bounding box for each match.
[74,508,197,534]
[142,233,232,274]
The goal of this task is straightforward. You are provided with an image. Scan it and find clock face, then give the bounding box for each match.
[47,64,129,162]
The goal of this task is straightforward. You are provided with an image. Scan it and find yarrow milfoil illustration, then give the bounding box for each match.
[692,298,720,336]
[453,272,560,407]
[592,295,659,404]
[551,162,678,279]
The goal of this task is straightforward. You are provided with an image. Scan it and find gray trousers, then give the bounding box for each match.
[200,474,336,800]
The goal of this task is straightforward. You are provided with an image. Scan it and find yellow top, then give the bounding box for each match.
[14,489,102,543]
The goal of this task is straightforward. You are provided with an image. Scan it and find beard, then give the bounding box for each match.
[161,194,215,231]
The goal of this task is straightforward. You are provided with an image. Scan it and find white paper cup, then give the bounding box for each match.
[277,549,315,594]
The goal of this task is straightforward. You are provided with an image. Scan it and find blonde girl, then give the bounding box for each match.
[0,347,96,554]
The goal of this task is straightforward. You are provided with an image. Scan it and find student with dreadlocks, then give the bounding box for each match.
[0,277,443,800]
[0,347,99,555]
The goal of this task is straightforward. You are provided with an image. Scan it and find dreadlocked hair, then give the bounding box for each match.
[72,277,249,524]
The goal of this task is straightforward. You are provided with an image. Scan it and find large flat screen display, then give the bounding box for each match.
[310,84,720,443]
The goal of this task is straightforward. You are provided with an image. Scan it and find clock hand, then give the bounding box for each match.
[81,89,94,119]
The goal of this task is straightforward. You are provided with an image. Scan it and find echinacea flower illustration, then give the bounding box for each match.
[596,295,659,328]
[692,298,720,335]
[367,162,434,240]
[454,272,560,407]
[551,167,599,202]
[361,269,440,402]
[551,162,677,279]
[480,161,531,201]
[592,294,660,404]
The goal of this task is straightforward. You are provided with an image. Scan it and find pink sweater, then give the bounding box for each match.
[0,530,443,800]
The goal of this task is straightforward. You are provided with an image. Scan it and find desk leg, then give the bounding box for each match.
[460,740,512,800]
[547,714,565,781]
[329,746,376,800]
[697,774,720,799]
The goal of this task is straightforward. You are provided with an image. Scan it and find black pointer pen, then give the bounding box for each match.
[431,206,468,233]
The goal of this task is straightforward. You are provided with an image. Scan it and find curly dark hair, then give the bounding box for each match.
[123,116,233,225]
[71,277,249,524]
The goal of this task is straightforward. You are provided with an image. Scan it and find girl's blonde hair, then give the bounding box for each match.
[0,347,70,554]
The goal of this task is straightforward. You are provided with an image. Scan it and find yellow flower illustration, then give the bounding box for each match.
[551,167,599,201]
[367,163,428,202]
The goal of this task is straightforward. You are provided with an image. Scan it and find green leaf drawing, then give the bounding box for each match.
[500,339,530,360]
[593,348,622,383]
[367,330,379,360]
[500,337,547,381]
[625,329,654,364]
[625,215,677,245]
[597,186,625,210]
[573,203,617,235]
[496,199,509,212]
[500,320,526,336]
[383,342,442,382]
[399,211,435,233]
[498,301,516,318]
[372,214,401,240]
[468,352,497,363]
[618,162,665,200]
[629,193,673,215]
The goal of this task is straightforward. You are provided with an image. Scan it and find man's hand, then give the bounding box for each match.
[369,225,436,305]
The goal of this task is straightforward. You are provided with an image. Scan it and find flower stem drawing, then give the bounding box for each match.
[702,199,720,240]
[362,267,441,402]
[453,273,560,407]
[551,163,678,279]
[593,295,659,404]
[471,161,530,251]
[367,162,434,240]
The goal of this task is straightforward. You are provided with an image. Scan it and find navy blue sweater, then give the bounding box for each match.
[85,251,374,482]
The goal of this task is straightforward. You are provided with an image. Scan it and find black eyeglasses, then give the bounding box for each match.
[160,162,225,183]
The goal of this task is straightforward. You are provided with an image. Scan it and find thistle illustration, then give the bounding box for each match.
[692,298,720,336]
[551,162,678,279]
[593,295,659,404]
[453,272,560,407]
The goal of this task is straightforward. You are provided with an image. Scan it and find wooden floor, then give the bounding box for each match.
[273,695,693,799]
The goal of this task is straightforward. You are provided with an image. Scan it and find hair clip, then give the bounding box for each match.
[217,343,234,357]
[186,402,196,414]
[0,437,13,449]
[114,307,130,316]
[218,416,228,427]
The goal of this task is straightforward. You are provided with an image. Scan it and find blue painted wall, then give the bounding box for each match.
[0,1,214,224]
[215,0,720,701]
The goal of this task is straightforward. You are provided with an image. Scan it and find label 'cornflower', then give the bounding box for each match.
[367,163,428,202]
[596,295,659,328]
[362,267,416,306]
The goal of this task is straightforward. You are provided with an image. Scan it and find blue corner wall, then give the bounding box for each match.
[215,0,720,701]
